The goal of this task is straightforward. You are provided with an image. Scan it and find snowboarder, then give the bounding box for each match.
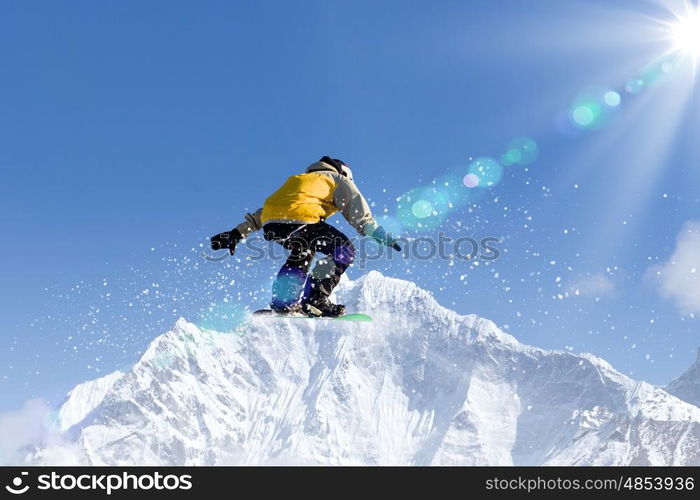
[210,156,401,317]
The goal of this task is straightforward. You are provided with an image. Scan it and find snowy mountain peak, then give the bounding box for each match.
[28,272,700,465]
[55,370,124,432]
[667,346,700,408]
[336,271,523,349]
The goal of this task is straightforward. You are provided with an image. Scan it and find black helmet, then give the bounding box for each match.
[320,156,354,181]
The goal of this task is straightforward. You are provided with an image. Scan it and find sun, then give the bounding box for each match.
[669,8,700,56]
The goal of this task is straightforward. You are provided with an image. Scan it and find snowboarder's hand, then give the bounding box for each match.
[370,226,402,252]
[210,228,243,255]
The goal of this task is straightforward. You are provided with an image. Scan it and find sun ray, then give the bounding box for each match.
[669,11,700,55]
[653,0,700,78]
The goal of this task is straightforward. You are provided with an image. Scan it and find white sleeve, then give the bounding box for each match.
[332,177,378,236]
[235,208,263,237]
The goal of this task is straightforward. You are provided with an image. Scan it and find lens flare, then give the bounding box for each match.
[502,149,521,165]
[412,200,433,218]
[468,157,503,187]
[397,187,447,231]
[436,173,471,207]
[625,78,645,95]
[572,105,596,127]
[603,91,621,107]
[670,9,700,56]
[506,137,539,165]
[198,302,246,331]
[638,55,681,87]
[376,214,403,235]
[463,173,480,188]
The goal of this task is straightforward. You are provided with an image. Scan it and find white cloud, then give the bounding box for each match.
[0,398,51,464]
[0,399,85,465]
[569,273,615,298]
[652,220,700,315]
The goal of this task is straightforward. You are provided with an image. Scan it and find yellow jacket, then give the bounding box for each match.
[261,171,338,224]
[235,160,378,237]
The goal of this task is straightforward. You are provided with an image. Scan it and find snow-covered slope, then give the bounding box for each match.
[667,348,700,408]
[28,272,700,465]
[54,370,124,432]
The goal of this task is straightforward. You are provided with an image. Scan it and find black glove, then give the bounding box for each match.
[370,226,402,251]
[210,228,243,255]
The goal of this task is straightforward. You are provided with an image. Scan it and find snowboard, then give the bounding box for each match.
[253,309,372,322]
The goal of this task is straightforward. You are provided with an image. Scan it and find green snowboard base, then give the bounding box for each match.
[253,309,372,322]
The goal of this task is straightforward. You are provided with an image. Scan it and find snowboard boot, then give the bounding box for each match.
[303,296,345,318]
[302,278,345,317]
[269,303,305,316]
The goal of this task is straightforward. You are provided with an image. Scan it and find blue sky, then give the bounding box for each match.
[1,0,700,411]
